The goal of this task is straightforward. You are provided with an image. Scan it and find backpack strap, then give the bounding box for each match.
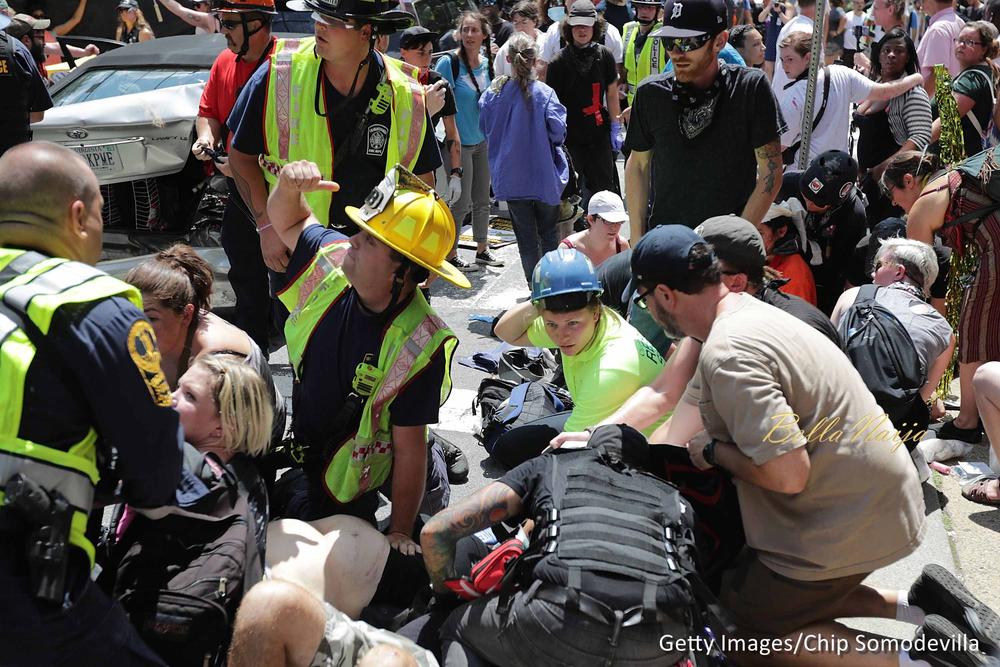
[783,67,832,165]
[854,282,879,306]
[957,68,995,140]
[499,381,533,423]
[450,50,460,83]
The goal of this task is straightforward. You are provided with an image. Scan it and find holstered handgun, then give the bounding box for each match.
[4,473,72,604]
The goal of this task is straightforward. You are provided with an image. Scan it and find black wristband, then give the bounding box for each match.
[703,438,717,467]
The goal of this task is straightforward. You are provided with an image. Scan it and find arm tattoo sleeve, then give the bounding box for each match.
[755,142,782,194]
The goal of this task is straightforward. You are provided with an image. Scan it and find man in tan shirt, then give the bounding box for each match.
[627,224,999,666]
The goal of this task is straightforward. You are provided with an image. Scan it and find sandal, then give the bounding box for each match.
[961,475,1000,507]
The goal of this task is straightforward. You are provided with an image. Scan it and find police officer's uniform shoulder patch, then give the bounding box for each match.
[127,319,172,407]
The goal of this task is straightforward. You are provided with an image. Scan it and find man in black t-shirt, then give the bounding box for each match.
[624,0,783,240]
[482,0,515,46]
[545,1,623,195]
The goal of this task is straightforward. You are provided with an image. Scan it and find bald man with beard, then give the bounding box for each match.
[0,142,183,666]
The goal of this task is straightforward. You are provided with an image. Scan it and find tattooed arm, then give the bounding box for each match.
[421,482,524,593]
[742,139,783,228]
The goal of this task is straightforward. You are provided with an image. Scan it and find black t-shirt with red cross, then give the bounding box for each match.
[544,43,618,146]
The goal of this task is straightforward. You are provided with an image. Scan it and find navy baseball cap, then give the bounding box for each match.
[650,0,727,38]
[625,225,715,299]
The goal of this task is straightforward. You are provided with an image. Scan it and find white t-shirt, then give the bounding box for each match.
[771,14,821,92]
[540,21,624,64]
[844,10,866,50]
[495,28,547,77]
[778,63,875,163]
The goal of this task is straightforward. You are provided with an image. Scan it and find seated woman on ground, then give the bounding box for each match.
[125,244,285,444]
[559,190,630,268]
[492,248,666,468]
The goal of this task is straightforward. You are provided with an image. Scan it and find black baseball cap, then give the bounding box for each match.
[800,150,858,208]
[399,25,437,49]
[694,215,766,275]
[629,225,715,292]
[650,0,727,38]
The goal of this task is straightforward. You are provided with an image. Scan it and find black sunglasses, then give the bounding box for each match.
[633,285,656,310]
[217,16,257,30]
[663,33,714,53]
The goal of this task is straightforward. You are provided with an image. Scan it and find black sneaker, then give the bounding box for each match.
[910,615,990,666]
[476,249,504,267]
[436,433,469,483]
[933,420,984,444]
[451,255,480,273]
[910,564,1000,654]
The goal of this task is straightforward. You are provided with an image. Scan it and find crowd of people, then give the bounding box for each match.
[7,0,1000,665]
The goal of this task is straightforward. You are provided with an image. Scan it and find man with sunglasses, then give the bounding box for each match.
[192,0,278,355]
[624,0,784,242]
[226,0,440,237]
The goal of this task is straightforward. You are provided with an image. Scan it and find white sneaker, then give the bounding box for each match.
[920,437,975,463]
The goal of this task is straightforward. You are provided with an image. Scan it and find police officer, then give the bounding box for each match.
[778,150,868,314]
[227,0,442,244]
[0,142,183,664]
[192,0,278,354]
[0,15,52,157]
[621,0,665,108]
[267,160,469,556]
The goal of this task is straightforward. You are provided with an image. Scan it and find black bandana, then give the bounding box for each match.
[670,71,724,139]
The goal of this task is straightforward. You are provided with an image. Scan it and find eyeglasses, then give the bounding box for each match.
[216,16,242,29]
[633,285,655,310]
[663,33,714,53]
[594,215,624,226]
[954,38,985,47]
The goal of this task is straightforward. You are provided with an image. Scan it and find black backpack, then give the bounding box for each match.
[837,284,929,436]
[473,378,572,455]
[105,451,265,667]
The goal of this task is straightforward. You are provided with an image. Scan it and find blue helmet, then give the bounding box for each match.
[531,249,604,305]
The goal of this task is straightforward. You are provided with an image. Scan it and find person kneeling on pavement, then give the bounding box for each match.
[491,248,666,468]
[421,424,722,667]
[266,160,468,541]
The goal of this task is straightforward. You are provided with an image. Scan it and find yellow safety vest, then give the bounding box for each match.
[623,21,665,106]
[261,37,429,227]
[277,239,457,502]
[0,249,144,566]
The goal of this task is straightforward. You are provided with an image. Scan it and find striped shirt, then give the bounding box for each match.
[886,85,933,150]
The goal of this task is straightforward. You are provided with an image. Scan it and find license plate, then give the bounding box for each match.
[72,144,123,175]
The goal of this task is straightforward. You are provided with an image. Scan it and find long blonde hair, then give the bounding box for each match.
[196,354,272,459]
[116,8,155,41]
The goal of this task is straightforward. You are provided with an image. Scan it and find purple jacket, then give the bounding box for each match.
[479,77,569,206]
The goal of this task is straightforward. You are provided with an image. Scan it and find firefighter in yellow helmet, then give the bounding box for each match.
[267,159,467,560]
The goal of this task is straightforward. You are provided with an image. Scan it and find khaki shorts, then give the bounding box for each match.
[719,548,869,637]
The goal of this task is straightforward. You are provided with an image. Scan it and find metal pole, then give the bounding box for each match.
[796,0,828,170]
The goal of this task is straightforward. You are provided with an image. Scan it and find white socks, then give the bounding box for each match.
[896,590,926,625]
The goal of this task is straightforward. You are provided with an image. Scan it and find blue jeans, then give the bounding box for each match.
[506,200,560,283]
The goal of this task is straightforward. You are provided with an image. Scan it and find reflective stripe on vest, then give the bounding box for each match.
[0,248,144,566]
[623,21,664,105]
[262,38,429,227]
[276,240,457,502]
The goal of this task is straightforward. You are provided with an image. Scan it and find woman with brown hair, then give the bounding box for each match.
[434,11,503,270]
[115,0,155,43]
[883,149,1000,447]
[930,20,1000,157]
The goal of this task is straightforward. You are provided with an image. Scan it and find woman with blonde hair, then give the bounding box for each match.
[115,0,155,43]
[480,31,569,283]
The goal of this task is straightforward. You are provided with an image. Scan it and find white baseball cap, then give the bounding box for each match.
[588,191,628,223]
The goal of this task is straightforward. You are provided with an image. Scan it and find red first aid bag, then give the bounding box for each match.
[443,538,525,600]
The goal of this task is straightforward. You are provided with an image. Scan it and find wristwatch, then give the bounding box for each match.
[450,167,463,177]
[702,438,718,467]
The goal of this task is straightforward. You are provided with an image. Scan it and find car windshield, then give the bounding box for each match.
[53,68,209,107]
[411,0,473,34]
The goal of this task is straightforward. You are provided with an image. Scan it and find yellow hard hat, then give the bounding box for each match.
[346,167,471,289]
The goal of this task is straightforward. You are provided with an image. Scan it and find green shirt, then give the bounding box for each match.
[527,307,669,434]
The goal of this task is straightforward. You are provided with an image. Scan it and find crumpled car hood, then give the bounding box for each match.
[33,83,204,185]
